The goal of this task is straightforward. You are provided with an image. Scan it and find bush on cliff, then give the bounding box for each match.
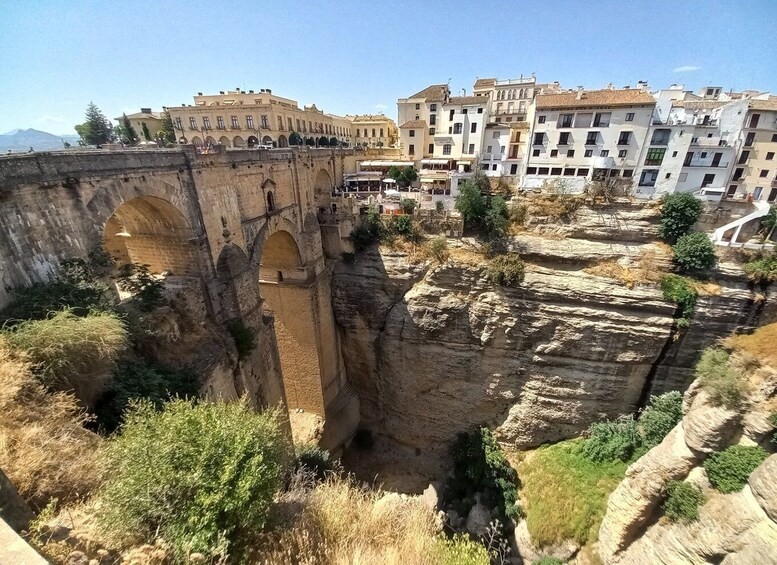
[672,232,717,273]
[743,251,777,284]
[97,398,290,561]
[639,391,683,450]
[663,480,705,523]
[695,347,750,408]
[661,274,698,326]
[704,445,768,493]
[350,207,384,252]
[486,254,526,287]
[658,192,703,244]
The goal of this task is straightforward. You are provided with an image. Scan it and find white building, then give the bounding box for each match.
[524,85,656,192]
[397,84,449,163]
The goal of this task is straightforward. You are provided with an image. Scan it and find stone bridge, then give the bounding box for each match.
[0,146,361,449]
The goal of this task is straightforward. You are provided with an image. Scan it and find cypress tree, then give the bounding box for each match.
[74,102,114,146]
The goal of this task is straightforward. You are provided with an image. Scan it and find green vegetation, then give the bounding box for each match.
[97,399,290,561]
[387,165,418,188]
[401,197,417,214]
[455,180,488,226]
[663,480,705,523]
[532,558,565,565]
[156,110,177,145]
[770,412,777,444]
[226,319,257,360]
[394,214,413,236]
[446,427,522,526]
[349,207,384,252]
[704,445,768,493]
[639,391,683,450]
[75,102,114,146]
[116,113,139,146]
[658,192,703,244]
[431,534,490,565]
[113,263,166,311]
[661,274,698,326]
[695,347,749,408]
[518,440,627,547]
[486,254,526,287]
[436,200,445,213]
[484,195,509,237]
[743,252,777,284]
[455,174,510,240]
[295,444,340,481]
[509,202,528,226]
[426,235,449,264]
[672,232,716,273]
[289,131,303,145]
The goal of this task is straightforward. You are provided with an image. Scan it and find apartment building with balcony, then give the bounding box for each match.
[168,88,352,148]
[728,97,777,203]
[398,84,449,163]
[523,85,656,191]
[348,114,398,148]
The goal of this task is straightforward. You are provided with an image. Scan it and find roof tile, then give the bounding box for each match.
[536,88,655,109]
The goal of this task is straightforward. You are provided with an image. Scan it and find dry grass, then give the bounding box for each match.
[724,322,777,368]
[448,245,488,267]
[0,338,103,510]
[527,195,582,221]
[690,280,722,296]
[584,261,640,288]
[584,247,671,288]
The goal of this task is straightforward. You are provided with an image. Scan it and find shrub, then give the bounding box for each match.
[695,347,749,408]
[456,180,488,227]
[295,444,340,481]
[743,252,777,284]
[487,254,526,287]
[350,207,384,252]
[770,412,777,444]
[510,203,528,226]
[436,200,445,213]
[401,198,417,215]
[0,338,103,510]
[639,391,683,450]
[672,232,716,273]
[533,558,565,565]
[485,195,509,237]
[580,416,641,463]
[3,310,128,404]
[446,427,522,525]
[432,534,491,565]
[663,480,705,523]
[661,274,698,322]
[113,263,165,311]
[0,258,114,326]
[704,445,768,493]
[92,357,199,433]
[394,214,413,236]
[97,399,290,561]
[427,236,449,264]
[226,319,256,360]
[659,192,703,243]
[518,440,626,547]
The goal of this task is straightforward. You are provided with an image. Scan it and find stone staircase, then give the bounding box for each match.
[711,200,772,248]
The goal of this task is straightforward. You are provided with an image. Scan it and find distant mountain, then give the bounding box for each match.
[0,129,80,152]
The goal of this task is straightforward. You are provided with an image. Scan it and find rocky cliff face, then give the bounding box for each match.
[332,202,763,466]
[598,351,777,564]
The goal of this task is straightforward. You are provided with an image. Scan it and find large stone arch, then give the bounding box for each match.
[215,242,258,321]
[314,168,333,205]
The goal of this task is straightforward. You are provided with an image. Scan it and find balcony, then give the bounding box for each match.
[683,161,729,168]
[650,139,669,146]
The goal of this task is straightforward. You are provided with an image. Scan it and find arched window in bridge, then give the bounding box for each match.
[267,191,275,213]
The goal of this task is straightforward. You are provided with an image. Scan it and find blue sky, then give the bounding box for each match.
[1,0,776,135]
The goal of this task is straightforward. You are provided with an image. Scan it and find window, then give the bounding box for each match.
[429,128,435,135]
[510,164,518,174]
[443,144,451,155]
[470,123,477,133]
[428,144,434,154]
[733,168,744,181]
[559,114,574,127]
[372,128,376,137]
[449,109,455,120]
[622,169,633,178]
[487,145,492,153]
[231,116,239,129]
[246,115,254,129]
[526,167,537,174]
[216,116,225,129]
[174,117,183,130]
[639,170,658,186]
[739,150,750,164]
[551,167,562,175]
[665,173,671,179]
[766,152,774,160]
[618,131,631,145]
[277,116,283,130]
[189,117,197,129]
[550,149,558,157]
[772,134,777,142]
[593,112,611,127]
[533,149,540,156]
[462,109,468,114]
[618,149,627,158]
[409,130,415,137]
[586,132,598,145]
[430,104,437,112]
[754,187,764,200]
[701,173,715,188]
[492,164,497,171]
[645,148,666,166]
[625,112,635,121]
[538,167,550,175]
[672,151,678,157]
[600,150,609,157]
[558,132,570,145]
[563,168,576,176]
[415,103,420,110]
[493,131,501,138]
[651,129,670,145]
[576,168,589,176]
[429,115,436,125]
[584,149,593,157]
[477,108,483,113]
[453,123,462,134]
[533,132,544,145]
[700,152,707,158]
[567,149,575,157]
[760,169,770,178]
[481,164,489,170]
[266,192,275,212]
[469,143,475,154]
[745,132,755,146]
[408,144,415,155]
[538,115,546,124]
[202,117,210,129]
[750,113,760,128]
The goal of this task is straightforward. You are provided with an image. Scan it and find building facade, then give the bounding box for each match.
[348,114,398,148]
[115,108,163,142]
[397,84,449,163]
[728,97,777,202]
[168,88,352,148]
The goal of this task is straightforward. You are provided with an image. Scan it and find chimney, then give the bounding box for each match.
[249,89,254,93]
[197,92,202,96]
[219,91,225,95]
[267,89,272,94]
[141,108,151,114]
[576,86,584,100]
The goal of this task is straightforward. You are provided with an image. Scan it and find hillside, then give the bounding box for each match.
[0,129,79,152]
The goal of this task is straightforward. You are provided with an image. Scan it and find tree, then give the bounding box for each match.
[157,110,176,144]
[485,195,509,237]
[388,166,417,188]
[329,136,338,146]
[305,137,315,146]
[401,198,416,215]
[659,192,703,243]
[318,136,329,147]
[455,179,487,226]
[141,122,151,141]
[74,102,113,146]
[673,232,716,273]
[116,114,139,145]
[289,131,303,146]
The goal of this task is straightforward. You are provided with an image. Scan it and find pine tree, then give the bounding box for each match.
[158,111,176,144]
[141,122,151,141]
[74,102,114,146]
[119,114,139,145]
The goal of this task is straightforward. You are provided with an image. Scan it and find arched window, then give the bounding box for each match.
[507,90,513,100]
[267,191,275,212]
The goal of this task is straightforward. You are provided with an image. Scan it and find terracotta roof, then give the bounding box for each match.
[408,84,448,101]
[536,88,655,109]
[750,97,777,111]
[448,96,484,105]
[674,100,726,110]
[119,111,162,120]
[474,78,496,88]
[399,120,427,128]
